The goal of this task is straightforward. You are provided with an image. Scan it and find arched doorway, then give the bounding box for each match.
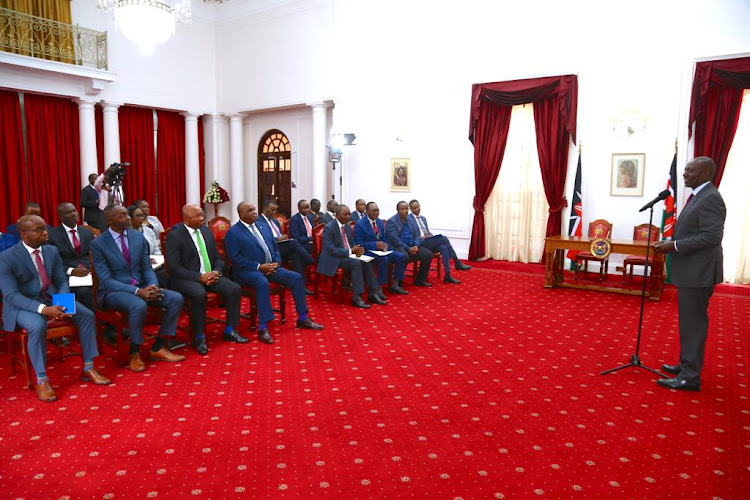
[257,129,292,216]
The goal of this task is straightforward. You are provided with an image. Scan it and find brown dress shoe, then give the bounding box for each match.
[150,347,186,363]
[129,353,146,372]
[35,381,57,402]
[81,368,112,385]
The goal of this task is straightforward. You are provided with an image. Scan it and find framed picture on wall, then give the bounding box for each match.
[611,153,646,196]
[390,158,410,191]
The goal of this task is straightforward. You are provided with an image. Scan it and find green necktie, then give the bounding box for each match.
[195,229,212,272]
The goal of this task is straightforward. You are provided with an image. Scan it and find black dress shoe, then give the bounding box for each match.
[351,297,371,309]
[168,338,188,350]
[388,285,409,295]
[258,329,274,344]
[222,329,250,343]
[661,364,680,375]
[414,281,432,287]
[368,295,387,305]
[304,287,315,296]
[455,262,472,271]
[443,276,461,284]
[657,377,700,391]
[194,339,208,355]
[297,318,324,330]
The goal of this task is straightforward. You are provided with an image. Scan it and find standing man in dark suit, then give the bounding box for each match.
[224,202,323,345]
[349,199,366,222]
[317,204,384,308]
[0,215,110,402]
[47,202,95,311]
[387,201,434,287]
[353,201,408,296]
[80,173,105,230]
[90,205,185,372]
[408,199,470,284]
[289,199,316,255]
[653,156,726,392]
[165,204,247,355]
[259,199,314,295]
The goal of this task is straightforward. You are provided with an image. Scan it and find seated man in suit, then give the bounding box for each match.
[47,202,95,311]
[408,199,470,284]
[90,205,185,372]
[319,199,338,225]
[354,201,408,296]
[80,173,106,230]
[6,201,43,240]
[166,204,247,355]
[387,201,434,287]
[349,199,366,222]
[289,199,315,255]
[309,199,324,226]
[318,204,385,308]
[0,215,110,402]
[259,199,314,295]
[224,202,323,345]
[0,230,19,252]
[133,199,165,236]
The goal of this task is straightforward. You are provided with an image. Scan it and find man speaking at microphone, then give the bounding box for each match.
[652,156,726,392]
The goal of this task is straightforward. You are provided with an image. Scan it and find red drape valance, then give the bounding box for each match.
[0,89,26,227]
[468,75,578,260]
[688,57,750,187]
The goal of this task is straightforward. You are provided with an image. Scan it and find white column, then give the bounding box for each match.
[229,114,244,223]
[183,112,200,205]
[101,101,121,169]
[308,101,329,201]
[76,99,97,188]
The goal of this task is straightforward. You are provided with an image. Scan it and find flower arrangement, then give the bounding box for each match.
[203,180,230,217]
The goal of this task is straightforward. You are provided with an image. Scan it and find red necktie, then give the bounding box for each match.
[341,225,350,251]
[685,193,694,205]
[372,220,379,237]
[33,249,50,296]
[70,229,81,256]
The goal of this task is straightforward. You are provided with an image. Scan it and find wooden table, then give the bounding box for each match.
[543,235,665,301]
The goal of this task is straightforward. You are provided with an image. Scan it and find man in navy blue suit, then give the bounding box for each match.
[289,199,316,255]
[408,199,470,284]
[0,215,111,402]
[349,199,366,222]
[225,202,323,344]
[387,201,434,287]
[317,204,384,308]
[259,199,314,295]
[354,201,408,296]
[0,231,19,252]
[90,205,185,372]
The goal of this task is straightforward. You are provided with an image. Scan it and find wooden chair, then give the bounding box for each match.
[622,224,660,284]
[90,258,164,366]
[574,219,613,281]
[6,319,80,390]
[82,223,101,237]
[207,216,231,255]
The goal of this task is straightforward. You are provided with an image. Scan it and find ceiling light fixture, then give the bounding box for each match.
[98,0,192,55]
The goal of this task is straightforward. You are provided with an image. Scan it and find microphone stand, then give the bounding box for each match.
[600,204,667,378]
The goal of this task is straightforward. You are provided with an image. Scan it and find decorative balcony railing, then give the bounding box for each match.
[0,7,108,70]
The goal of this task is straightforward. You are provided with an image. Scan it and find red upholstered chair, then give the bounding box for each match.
[273,214,289,236]
[6,319,80,390]
[82,223,101,237]
[622,224,660,284]
[574,219,613,281]
[312,223,347,301]
[207,216,231,255]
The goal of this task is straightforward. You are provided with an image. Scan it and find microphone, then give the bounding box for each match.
[639,189,670,212]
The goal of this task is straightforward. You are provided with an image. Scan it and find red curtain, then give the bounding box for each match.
[0,89,26,228]
[689,57,750,187]
[198,115,206,207]
[468,75,578,260]
[23,93,80,226]
[156,109,186,228]
[119,106,155,208]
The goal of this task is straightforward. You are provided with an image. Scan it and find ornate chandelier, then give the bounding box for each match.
[98,0,192,55]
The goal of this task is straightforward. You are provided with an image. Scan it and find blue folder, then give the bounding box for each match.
[52,293,76,315]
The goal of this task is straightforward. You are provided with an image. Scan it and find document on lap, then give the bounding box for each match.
[151,255,165,269]
[369,250,393,256]
[423,234,443,242]
[69,275,93,287]
[52,293,76,314]
[350,254,375,262]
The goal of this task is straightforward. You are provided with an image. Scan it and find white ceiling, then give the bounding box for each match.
[190,0,301,24]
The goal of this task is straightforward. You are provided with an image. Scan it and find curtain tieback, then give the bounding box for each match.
[548,197,567,214]
[472,196,485,213]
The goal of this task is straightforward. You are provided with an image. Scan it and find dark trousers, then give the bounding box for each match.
[369,250,407,285]
[336,258,378,296]
[234,268,307,327]
[677,286,714,383]
[170,276,241,335]
[420,235,456,276]
[399,247,433,283]
[73,286,95,312]
[280,239,314,283]
[101,289,184,345]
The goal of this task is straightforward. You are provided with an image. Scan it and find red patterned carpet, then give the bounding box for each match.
[1,263,748,499]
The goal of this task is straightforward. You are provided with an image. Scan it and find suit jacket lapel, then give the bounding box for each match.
[19,244,38,277]
[105,231,128,268]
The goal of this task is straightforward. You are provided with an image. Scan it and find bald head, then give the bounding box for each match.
[182,204,205,230]
[18,215,48,248]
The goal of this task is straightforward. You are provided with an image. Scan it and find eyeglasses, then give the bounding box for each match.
[23,226,47,234]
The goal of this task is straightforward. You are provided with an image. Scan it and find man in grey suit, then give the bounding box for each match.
[653,156,726,391]
[0,215,110,402]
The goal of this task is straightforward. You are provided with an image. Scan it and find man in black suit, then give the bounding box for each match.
[259,199,314,295]
[80,173,105,230]
[309,199,323,226]
[47,202,95,311]
[318,199,338,225]
[652,156,726,392]
[165,204,247,355]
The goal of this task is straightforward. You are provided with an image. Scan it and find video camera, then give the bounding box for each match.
[105,162,131,188]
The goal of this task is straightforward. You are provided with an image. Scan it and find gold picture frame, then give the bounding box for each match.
[390,158,410,192]
[611,153,645,196]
